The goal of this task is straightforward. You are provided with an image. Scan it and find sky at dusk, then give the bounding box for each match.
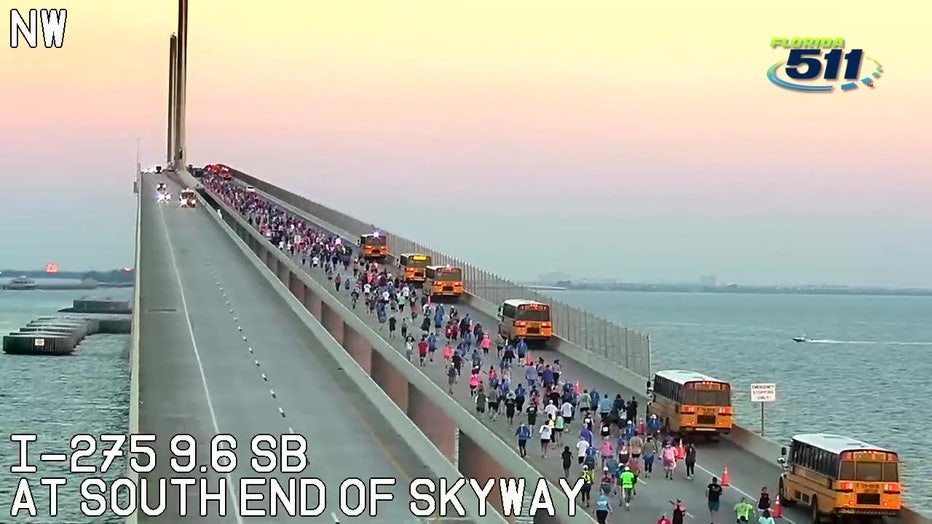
[1,0,930,286]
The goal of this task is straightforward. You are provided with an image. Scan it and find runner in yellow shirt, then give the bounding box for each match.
[734,497,754,523]
[619,466,636,510]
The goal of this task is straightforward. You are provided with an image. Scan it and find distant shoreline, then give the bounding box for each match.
[1,283,134,291]
[532,283,932,298]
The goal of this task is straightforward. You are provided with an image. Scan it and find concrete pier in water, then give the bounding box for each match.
[3,308,131,355]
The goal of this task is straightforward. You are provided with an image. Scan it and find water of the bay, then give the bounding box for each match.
[545,289,931,512]
[0,288,131,523]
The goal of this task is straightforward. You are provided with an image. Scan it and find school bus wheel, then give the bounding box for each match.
[810,495,821,523]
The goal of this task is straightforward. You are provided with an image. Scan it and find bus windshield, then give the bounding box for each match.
[516,304,550,322]
[839,461,899,482]
[435,268,462,281]
[683,388,730,406]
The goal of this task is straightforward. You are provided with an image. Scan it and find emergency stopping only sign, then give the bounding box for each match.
[750,383,777,402]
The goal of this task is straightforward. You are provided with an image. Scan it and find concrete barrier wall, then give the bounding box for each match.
[188,176,595,524]
[126,168,143,524]
[221,172,930,522]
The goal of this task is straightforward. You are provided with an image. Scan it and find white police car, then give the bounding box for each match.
[157,192,171,203]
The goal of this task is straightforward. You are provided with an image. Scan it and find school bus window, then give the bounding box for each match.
[501,303,517,318]
[435,268,462,281]
[683,388,730,406]
[408,256,429,267]
[840,461,897,482]
[516,304,550,321]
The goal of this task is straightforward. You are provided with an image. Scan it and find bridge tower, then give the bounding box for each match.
[167,0,188,169]
[166,34,176,165]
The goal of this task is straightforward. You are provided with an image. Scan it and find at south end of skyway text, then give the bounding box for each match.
[9,476,586,518]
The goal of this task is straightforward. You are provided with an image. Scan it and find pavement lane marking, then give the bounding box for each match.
[157,200,245,524]
[207,259,304,471]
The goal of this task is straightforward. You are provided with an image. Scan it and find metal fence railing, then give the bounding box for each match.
[230,168,652,378]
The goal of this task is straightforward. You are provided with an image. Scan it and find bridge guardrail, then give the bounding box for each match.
[125,165,143,524]
[229,168,651,378]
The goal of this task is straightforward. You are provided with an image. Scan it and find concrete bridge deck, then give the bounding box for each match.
[136,174,433,522]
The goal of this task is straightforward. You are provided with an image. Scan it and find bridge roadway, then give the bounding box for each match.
[228,181,814,524]
[137,174,437,523]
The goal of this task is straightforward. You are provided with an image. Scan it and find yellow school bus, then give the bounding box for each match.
[778,434,902,522]
[424,265,463,298]
[646,370,733,436]
[498,299,553,343]
[399,253,432,283]
[359,232,388,260]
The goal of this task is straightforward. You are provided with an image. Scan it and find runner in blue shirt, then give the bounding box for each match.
[594,493,612,523]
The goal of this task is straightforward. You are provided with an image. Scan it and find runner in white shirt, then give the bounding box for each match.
[539,424,553,458]
[544,401,559,420]
[561,400,574,425]
[576,437,590,465]
[363,283,372,296]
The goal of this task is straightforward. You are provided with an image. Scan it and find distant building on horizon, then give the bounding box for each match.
[700,274,719,287]
[537,271,571,284]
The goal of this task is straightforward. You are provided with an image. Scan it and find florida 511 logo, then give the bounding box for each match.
[767,37,882,93]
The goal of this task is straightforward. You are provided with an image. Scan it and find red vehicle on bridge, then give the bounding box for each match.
[205,164,232,179]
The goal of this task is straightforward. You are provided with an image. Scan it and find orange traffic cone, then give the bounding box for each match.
[676,440,686,460]
[721,466,731,486]
[772,497,783,518]
[638,417,646,435]
[574,381,581,394]
[525,352,533,366]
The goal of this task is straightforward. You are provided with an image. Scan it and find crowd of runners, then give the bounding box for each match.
[202,174,780,524]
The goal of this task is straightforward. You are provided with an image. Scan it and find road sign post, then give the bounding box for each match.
[750,383,776,436]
